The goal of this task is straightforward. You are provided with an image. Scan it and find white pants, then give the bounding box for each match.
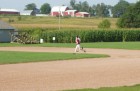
[75,44,80,52]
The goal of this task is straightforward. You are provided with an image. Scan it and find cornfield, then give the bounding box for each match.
[19,28,140,43]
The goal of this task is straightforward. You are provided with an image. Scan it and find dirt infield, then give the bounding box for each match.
[0,47,140,91]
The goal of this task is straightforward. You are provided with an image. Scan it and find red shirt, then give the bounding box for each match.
[76,38,80,44]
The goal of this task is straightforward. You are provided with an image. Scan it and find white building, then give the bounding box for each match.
[51,6,69,16]
[20,10,33,16]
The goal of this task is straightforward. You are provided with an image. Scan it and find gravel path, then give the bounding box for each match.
[0,47,140,91]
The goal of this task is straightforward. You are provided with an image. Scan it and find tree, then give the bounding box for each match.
[81,1,90,12]
[89,6,95,16]
[25,3,37,10]
[70,0,76,9]
[112,0,130,18]
[72,1,91,13]
[40,3,51,14]
[74,1,82,11]
[95,3,110,17]
[117,1,140,28]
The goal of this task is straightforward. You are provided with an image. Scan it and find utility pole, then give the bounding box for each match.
[59,6,61,30]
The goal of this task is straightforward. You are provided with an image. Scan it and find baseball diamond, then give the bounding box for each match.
[0,47,140,91]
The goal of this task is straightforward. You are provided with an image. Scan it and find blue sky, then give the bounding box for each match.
[0,0,137,11]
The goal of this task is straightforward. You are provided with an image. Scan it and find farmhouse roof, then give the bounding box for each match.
[65,10,77,12]
[51,6,68,12]
[0,20,15,30]
[77,12,89,14]
[0,8,19,12]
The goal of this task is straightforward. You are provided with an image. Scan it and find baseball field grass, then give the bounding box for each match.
[0,51,109,65]
[0,42,140,50]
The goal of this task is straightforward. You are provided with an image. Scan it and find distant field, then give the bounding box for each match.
[1,16,118,29]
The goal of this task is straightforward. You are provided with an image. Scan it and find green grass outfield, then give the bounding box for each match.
[64,84,140,91]
[0,42,140,50]
[0,51,109,65]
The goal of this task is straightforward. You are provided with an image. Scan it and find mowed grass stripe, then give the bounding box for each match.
[0,42,140,50]
[64,84,140,91]
[0,51,109,64]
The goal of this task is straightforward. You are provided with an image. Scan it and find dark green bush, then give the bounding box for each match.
[98,19,111,29]
[17,16,22,21]
[117,1,140,28]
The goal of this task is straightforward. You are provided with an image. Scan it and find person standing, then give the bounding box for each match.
[75,36,81,52]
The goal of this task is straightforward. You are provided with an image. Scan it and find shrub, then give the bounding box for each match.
[18,16,22,21]
[8,18,14,23]
[98,19,111,29]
